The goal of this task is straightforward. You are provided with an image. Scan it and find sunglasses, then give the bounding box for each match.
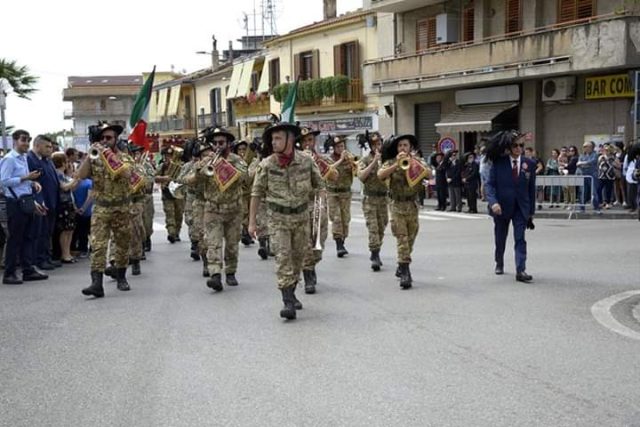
[511,143,524,148]
[212,140,227,146]
[100,135,115,141]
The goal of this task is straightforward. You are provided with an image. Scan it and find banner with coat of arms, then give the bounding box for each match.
[213,158,241,192]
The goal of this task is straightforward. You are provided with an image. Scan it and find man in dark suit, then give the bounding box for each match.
[484,134,536,282]
[27,135,60,270]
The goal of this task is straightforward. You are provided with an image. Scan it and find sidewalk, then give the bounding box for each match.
[351,193,638,220]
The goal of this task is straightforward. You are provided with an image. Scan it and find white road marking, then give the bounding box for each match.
[591,290,640,341]
[425,211,485,220]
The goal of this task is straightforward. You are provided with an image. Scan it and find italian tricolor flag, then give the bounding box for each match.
[128,66,156,149]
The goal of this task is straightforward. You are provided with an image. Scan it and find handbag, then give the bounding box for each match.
[8,187,36,215]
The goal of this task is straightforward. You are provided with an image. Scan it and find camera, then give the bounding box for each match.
[88,122,104,143]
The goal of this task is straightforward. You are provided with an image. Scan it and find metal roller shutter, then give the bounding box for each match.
[415,102,441,156]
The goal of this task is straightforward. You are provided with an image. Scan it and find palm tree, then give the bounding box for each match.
[0,59,38,99]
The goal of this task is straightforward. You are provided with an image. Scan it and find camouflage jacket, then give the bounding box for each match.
[326,153,354,191]
[358,153,387,195]
[90,150,133,202]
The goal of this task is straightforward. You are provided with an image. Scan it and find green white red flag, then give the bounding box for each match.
[128,66,156,149]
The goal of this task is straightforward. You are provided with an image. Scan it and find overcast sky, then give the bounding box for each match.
[1,0,362,136]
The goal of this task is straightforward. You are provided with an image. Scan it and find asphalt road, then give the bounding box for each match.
[1,200,639,427]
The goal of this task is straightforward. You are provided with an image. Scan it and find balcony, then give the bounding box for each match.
[296,78,364,114]
[369,0,443,13]
[363,13,640,95]
[234,98,271,118]
[148,116,195,134]
[63,107,131,119]
[198,112,228,128]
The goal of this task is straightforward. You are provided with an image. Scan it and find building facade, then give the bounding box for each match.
[363,0,640,157]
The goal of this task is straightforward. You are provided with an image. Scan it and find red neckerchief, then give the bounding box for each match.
[277,151,294,168]
[332,152,341,162]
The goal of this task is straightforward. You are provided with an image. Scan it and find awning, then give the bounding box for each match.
[166,85,181,116]
[148,90,158,122]
[257,62,269,94]
[236,59,256,98]
[435,103,517,134]
[156,88,168,118]
[225,63,244,100]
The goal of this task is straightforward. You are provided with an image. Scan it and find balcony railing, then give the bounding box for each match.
[297,78,364,113]
[148,116,195,133]
[234,98,271,118]
[198,112,228,128]
[363,12,637,94]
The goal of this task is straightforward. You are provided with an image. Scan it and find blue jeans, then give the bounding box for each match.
[599,179,614,205]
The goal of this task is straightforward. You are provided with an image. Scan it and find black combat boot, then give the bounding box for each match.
[104,261,117,279]
[167,235,176,243]
[267,236,275,257]
[395,264,401,278]
[143,237,151,252]
[280,287,297,320]
[303,269,316,294]
[370,249,382,272]
[258,237,268,260]
[116,268,130,291]
[399,263,412,289]
[240,226,253,246]
[190,241,201,261]
[292,285,303,310]
[82,271,104,298]
[207,274,223,292]
[226,273,238,287]
[131,259,141,276]
[202,254,210,277]
[335,238,348,258]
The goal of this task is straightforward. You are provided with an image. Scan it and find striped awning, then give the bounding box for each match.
[235,59,256,98]
[225,63,244,100]
[435,103,517,134]
[166,85,181,116]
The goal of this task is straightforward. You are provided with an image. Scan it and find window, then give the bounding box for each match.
[210,88,221,113]
[558,0,595,23]
[334,41,360,79]
[293,50,319,81]
[505,0,521,34]
[269,58,280,89]
[99,99,107,111]
[416,17,437,52]
[463,1,475,42]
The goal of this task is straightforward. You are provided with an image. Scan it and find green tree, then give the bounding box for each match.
[0,59,39,99]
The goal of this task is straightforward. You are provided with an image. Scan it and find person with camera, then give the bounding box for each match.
[1,129,48,285]
[75,123,133,298]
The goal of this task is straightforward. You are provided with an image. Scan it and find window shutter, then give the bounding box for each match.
[293,53,301,80]
[416,18,429,52]
[463,1,475,42]
[559,0,576,23]
[334,44,342,75]
[312,49,320,79]
[427,17,437,48]
[351,41,360,79]
[576,0,594,19]
[506,0,521,33]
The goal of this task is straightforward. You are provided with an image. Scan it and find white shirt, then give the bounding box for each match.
[510,155,521,175]
[626,159,637,184]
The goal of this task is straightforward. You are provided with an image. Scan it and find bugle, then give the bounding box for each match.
[398,157,411,170]
[313,194,324,251]
[203,150,223,177]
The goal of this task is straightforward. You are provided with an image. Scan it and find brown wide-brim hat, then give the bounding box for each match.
[201,126,236,143]
[262,122,301,155]
[232,140,248,154]
[98,122,124,137]
[296,126,320,142]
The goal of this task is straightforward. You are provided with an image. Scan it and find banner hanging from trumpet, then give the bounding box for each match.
[405,159,429,188]
[213,158,242,192]
[100,148,127,177]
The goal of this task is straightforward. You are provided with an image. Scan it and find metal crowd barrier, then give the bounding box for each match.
[535,175,594,219]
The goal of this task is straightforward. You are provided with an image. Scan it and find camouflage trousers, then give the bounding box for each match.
[327,192,351,240]
[256,198,270,239]
[128,201,145,260]
[362,196,389,251]
[162,197,185,237]
[269,217,309,289]
[184,192,196,242]
[143,194,154,239]
[302,199,328,270]
[191,198,205,253]
[204,205,242,275]
[390,201,419,264]
[91,205,131,271]
[241,194,250,228]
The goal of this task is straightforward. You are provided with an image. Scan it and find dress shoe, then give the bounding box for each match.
[516,272,533,283]
[3,274,23,285]
[50,259,63,268]
[37,262,56,271]
[22,270,48,281]
[495,265,504,275]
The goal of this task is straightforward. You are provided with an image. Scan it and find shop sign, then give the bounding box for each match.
[585,74,634,100]
[299,116,373,133]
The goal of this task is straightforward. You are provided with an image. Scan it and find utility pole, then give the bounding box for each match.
[0,79,7,150]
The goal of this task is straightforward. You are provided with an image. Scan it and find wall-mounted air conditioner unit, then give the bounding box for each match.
[542,77,576,102]
[436,13,459,44]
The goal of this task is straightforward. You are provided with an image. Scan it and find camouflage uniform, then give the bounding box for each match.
[326,154,354,239]
[302,159,329,271]
[252,151,324,289]
[156,161,185,239]
[90,152,133,272]
[176,160,197,242]
[358,153,389,251]
[197,153,248,276]
[128,163,147,262]
[380,158,427,264]
[141,159,156,242]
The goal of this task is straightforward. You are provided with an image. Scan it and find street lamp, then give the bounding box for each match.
[0,78,8,150]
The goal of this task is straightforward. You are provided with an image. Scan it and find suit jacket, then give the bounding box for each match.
[445,159,462,187]
[485,155,536,220]
[27,151,59,210]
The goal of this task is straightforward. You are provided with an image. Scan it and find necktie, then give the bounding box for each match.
[512,159,518,181]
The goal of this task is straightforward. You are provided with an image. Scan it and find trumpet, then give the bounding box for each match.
[313,194,324,251]
[202,150,223,177]
[398,157,411,170]
[89,144,104,160]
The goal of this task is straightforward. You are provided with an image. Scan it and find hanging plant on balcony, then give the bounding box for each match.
[301,80,314,103]
[279,83,290,103]
[322,77,335,98]
[333,75,350,98]
[312,79,324,101]
[272,84,283,102]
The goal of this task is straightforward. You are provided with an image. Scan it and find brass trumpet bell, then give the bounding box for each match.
[89,147,101,160]
[399,157,411,170]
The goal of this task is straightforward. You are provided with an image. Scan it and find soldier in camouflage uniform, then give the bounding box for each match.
[298,127,336,294]
[357,132,388,272]
[128,144,147,276]
[155,147,185,243]
[377,134,429,289]
[141,151,156,252]
[248,150,272,260]
[325,135,355,258]
[233,139,255,247]
[189,127,247,291]
[190,142,212,277]
[175,140,200,261]
[77,123,133,297]
[249,121,325,320]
